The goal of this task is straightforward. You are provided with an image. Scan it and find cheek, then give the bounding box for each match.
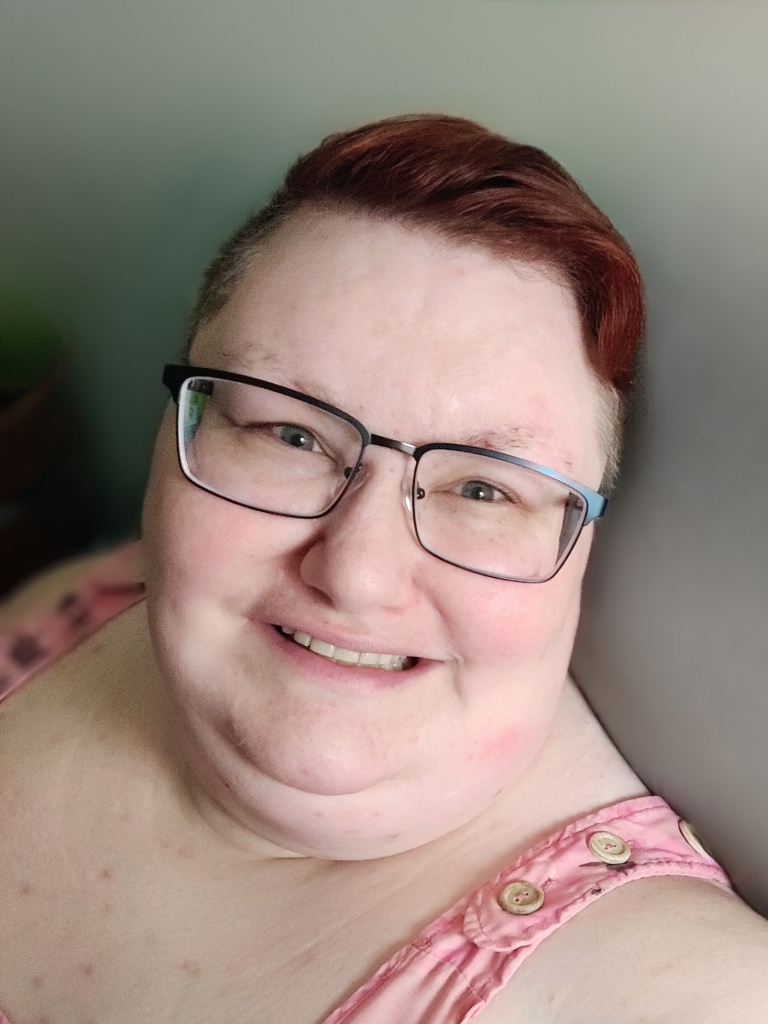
[450,573,580,671]
[143,415,307,602]
[452,522,593,671]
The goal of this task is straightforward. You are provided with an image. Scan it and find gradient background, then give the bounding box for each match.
[2,2,767,912]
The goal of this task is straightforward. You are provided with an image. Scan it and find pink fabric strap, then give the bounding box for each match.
[0,542,144,706]
[322,795,731,1024]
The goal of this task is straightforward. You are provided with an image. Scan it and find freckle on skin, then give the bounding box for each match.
[79,962,96,977]
[99,867,114,881]
[101,901,114,914]
[31,974,44,988]
[19,881,34,895]
[178,846,193,859]
[181,959,202,977]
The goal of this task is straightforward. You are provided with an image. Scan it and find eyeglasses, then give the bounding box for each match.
[162,365,607,583]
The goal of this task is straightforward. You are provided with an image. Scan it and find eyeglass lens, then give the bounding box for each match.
[178,376,586,582]
[180,377,363,517]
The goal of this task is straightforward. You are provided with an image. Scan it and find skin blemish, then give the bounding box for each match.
[101,901,114,914]
[99,867,114,881]
[31,975,44,988]
[19,881,34,895]
[181,959,202,978]
[471,726,524,763]
[178,846,194,859]
[79,963,96,977]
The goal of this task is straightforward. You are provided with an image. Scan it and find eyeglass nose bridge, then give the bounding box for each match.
[368,434,418,458]
[350,433,420,512]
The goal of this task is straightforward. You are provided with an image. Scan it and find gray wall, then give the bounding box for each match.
[2,3,768,910]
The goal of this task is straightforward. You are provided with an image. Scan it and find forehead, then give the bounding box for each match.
[192,212,605,481]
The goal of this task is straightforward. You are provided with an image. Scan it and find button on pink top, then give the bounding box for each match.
[0,546,731,1024]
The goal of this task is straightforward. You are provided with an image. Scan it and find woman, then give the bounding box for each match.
[1,115,766,1023]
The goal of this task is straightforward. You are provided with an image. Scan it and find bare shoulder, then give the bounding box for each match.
[520,874,768,1024]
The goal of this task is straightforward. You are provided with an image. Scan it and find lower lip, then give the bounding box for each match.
[257,621,429,690]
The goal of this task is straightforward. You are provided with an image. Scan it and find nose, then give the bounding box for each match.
[298,450,420,614]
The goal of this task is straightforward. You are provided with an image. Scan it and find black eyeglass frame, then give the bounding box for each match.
[162,364,608,583]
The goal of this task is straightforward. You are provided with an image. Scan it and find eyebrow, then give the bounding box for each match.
[214,352,541,457]
[456,427,536,454]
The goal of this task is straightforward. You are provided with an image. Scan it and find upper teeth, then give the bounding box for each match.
[281,627,410,671]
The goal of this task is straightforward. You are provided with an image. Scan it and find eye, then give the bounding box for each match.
[459,480,504,503]
[275,423,320,451]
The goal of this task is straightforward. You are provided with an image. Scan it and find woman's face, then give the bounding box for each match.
[142,212,607,859]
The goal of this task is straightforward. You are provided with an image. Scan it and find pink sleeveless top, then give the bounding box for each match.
[0,544,732,1024]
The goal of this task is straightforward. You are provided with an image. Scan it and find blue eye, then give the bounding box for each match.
[460,480,500,502]
[277,424,318,451]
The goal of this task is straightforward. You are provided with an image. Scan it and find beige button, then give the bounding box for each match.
[679,819,715,859]
[498,880,545,915]
[588,831,632,865]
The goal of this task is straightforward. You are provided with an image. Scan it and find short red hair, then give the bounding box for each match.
[187,115,645,484]
[189,114,644,398]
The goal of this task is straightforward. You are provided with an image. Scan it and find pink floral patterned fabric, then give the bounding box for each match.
[0,542,144,706]
[0,545,731,1024]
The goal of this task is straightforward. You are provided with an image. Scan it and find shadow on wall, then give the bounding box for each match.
[0,294,97,596]
[573,282,768,917]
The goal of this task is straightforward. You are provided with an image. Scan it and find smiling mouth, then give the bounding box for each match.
[276,626,416,671]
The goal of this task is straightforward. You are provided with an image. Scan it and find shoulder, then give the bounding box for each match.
[529,874,768,1024]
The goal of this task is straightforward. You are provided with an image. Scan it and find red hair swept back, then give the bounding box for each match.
[188,113,645,399]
